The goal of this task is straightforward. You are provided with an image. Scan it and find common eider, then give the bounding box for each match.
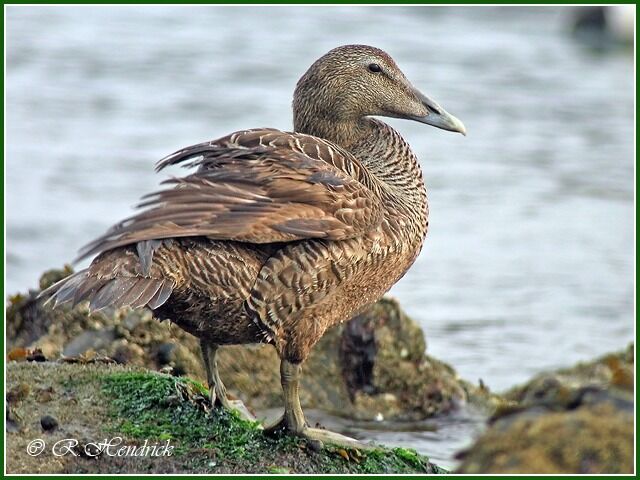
[41,44,466,448]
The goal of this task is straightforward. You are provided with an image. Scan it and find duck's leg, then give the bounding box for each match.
[264,359,305,433]
[264,358,373,450]
[200,341,230,408]
[200,341,256,422]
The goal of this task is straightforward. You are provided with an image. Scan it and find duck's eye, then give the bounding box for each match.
[368,63,382,73]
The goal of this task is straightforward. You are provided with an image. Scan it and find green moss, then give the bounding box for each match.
[101,370,447,474]
[350,446,442,474]
[393,447,429,470]
[102,371,262,457]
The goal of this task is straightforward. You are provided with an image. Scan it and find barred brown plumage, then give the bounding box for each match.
[39,44,465,449]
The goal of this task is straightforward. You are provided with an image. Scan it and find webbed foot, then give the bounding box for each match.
[263,413,373,450]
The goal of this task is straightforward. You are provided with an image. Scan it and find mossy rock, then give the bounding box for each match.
[456,344,634,474]
[6,362,446,474]
[503,343,634,403]
[455,400,633,474]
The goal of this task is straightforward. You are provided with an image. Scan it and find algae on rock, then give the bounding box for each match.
[455,344,634,474]
[6,362,446,474]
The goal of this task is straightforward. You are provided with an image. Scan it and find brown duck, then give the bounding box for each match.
[41,45,465,448]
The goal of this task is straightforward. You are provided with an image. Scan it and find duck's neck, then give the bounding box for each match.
[294,114,371,151]
[295,116,426,200]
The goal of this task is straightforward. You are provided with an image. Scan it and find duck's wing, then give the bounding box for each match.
[77,129,384,261]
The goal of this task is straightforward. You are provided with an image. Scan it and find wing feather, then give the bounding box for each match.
[77,129,383,261]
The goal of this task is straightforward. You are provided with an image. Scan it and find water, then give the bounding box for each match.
[261,407,486,469]
[6,6,635,469]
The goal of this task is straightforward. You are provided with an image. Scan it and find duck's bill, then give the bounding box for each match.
[409,90,467,136]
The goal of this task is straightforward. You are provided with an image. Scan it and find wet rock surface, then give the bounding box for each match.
[7,268,496,423]
[455,344,634,474]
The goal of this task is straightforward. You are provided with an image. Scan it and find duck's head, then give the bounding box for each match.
[293,44,466,136]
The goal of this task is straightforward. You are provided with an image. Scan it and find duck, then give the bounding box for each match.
[41,44,465,448]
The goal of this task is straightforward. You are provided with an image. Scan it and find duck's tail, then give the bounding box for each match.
[38,267,174,313]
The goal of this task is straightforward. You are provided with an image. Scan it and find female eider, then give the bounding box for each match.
[41,44,465,448]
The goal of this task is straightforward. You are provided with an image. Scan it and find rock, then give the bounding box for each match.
[455,345,634,474]
[307,439,323,452]
[63,329,118,357]
[6,361,446,474]
[7,267,497,422]
[504,343,634,403]
[40,414,59,431]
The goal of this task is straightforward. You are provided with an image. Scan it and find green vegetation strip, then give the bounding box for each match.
[101,371,446,474]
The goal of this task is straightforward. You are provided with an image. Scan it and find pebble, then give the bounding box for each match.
[40,414,59,431]
[307,439,323,452]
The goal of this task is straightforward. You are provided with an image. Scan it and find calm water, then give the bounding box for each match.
[6,6,635,468]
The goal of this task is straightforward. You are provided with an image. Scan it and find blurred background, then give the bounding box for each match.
[6,5,634,467]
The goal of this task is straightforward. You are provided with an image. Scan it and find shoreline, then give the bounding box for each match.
[5,267,634,474]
